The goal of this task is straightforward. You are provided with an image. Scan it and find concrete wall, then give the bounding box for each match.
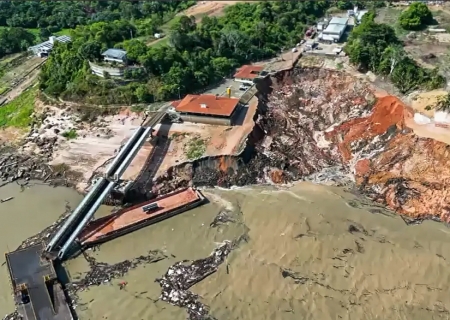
[180,114,232,126]
[89,61,126,77]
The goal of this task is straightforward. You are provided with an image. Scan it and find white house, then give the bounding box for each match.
[101,49,127,64]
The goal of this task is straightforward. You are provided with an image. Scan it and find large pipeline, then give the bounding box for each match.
[51,112,166,259]
[104,127,144,178]
[45,177,108,252]
[113,127,152,181]
[57,181,116,259]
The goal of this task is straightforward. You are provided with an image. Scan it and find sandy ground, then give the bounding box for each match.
[401,90,450,145]
[36,108,145,189]
[121,96,257,181]
[147,1,245,46]
[409,90,448,117]
[184,1,245,19]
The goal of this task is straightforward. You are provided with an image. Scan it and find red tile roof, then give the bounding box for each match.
[233,65,264,79]
[170,100,182,108]
[175,94,240,117]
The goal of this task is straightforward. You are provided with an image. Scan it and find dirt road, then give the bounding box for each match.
[147,1,246,46]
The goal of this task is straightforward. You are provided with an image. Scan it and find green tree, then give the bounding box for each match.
[345,9,444,93]
[399,2,433,30]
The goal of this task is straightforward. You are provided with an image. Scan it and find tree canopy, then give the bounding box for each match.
[0,1,195,30]
[0,27,35,58]
[40,1,331,105]
[399,2,433,30]
[345,10,444,93]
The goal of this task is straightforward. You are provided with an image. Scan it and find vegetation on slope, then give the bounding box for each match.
[0,87,36,128]
[40,1,330,105]
[345,10,445,93]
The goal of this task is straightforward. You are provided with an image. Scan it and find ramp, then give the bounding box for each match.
[5,243,72,320]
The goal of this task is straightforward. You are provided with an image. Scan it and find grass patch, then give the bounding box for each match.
[0,86,10,95]
[61,129,78,140]
[185,136,206,160]
[25,28,40,37]
[55,28,72,36]
[0,87,36,128]
[151,37,169,47]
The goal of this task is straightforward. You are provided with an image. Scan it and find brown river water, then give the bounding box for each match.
[1,182,450,319]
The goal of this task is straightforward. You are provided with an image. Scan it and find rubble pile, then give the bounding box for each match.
[0,152,62,185]
[175,68,374,189]
[157,241,232,319]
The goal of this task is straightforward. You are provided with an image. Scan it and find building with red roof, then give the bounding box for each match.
[233,65,264,84]
[174,94,242,126]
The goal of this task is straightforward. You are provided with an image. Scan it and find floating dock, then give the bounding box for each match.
[79,187,205,247]
[5,243,72,320]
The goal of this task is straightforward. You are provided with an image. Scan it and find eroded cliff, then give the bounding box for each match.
[149,67,450,222]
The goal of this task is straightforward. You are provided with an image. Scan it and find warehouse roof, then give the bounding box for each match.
[175,94,240,117]
[28,35,71,53]
[102,48,127,60]
[234,65,264,79]
[329,17,348,25]
[323,23,347,35]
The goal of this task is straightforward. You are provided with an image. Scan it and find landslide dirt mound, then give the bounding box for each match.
[252,68,450,222]
[329,96,411,161]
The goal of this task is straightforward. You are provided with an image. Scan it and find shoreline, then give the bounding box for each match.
[3,64,450,227]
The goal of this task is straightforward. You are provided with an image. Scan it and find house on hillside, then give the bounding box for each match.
[89,48,142,78]
[174,94,242,126]
[233,65,265,85]
[102,48,128,64]
[28,35,71,58]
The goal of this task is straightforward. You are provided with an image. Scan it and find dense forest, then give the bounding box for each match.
[0,27,35,58]
[0,1,194,59]
[0,1,195,31]
[344,10,445,93]
[40,1,330,104]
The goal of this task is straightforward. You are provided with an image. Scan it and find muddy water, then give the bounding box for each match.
[0,182,82,314]
[2,182,450,319]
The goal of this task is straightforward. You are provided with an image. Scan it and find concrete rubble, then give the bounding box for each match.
[0,151,70,187]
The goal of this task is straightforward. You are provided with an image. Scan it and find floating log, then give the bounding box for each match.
[1,197,14,203]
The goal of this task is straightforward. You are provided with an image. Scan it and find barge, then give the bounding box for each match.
[79,187,205,247]
[5,243,73,320]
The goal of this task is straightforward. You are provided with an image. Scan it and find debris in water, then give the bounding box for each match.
[156,241,232,320]
[0,197,13,203]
